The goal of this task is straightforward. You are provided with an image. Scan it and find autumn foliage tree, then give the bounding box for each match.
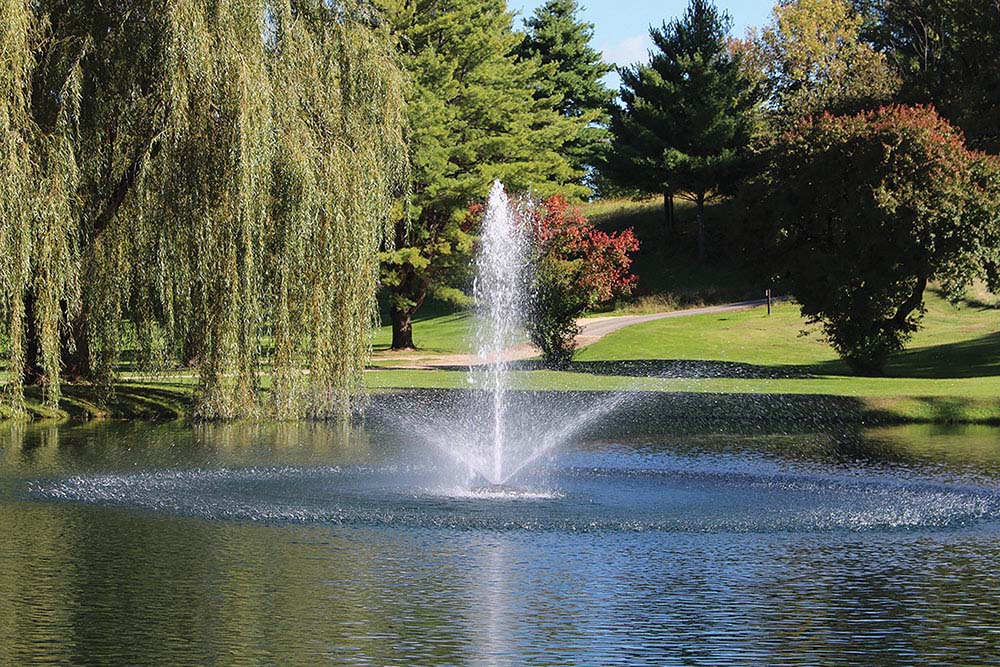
[745,105,1000,374]
[753,0,899,125]
[525,197,639,367]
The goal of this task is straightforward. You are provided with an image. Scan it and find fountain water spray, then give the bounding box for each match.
[380,181,644,489]
[471,181,531,483]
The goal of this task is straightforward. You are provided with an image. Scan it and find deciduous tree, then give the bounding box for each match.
[753,0,899,124]
[2,0,408,419]
[744,105,1000,374]
[854,0,1000,152]
[524,196,638,367]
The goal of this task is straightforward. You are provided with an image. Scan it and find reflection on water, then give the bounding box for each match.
[3,417,1000,665]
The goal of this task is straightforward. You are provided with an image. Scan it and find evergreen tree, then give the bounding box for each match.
[517,0,614,178]
[605,0,759,259]
[377,0,582,350]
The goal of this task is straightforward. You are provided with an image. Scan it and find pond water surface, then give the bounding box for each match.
[3,410,1000,666]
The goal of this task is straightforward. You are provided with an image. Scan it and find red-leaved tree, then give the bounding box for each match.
[745,105,1000,374]
[527,196,639,367]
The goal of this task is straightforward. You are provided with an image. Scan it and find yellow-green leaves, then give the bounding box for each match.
[755,0,899,122]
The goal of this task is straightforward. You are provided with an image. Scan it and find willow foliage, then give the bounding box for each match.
[2,0,407,420]
[0,0,35,415]
[1,0,81,414]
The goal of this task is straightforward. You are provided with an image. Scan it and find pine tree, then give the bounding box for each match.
[377,0,582,349]
[605,0,759,259]
[517,0,614,178]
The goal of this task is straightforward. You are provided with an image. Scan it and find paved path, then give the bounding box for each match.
[372,297,778,369]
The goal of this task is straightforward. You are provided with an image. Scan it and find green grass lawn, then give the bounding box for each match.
[576,288,999,375]
[364,289,1000,424]
[6,288,1000,425]
[372,310,474,355]
[371,299,475,355]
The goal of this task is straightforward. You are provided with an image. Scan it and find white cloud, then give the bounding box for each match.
[601,33,652,68]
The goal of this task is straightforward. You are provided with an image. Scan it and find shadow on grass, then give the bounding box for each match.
[589,198,760,305]
[510,358,820,379]
[879,331,1000,379]
[798,330,1000,379]
[21,383,192,422]
[521,331,1000,381]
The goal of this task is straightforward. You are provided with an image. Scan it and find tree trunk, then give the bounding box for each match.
[60,305,90,380]
[21,292,92,386]
[389,267,428,350]
[22,291,44,387]
[891,274,929,332]
[390,306,416,350]
[696,191,706,263]
[662,189,675,238]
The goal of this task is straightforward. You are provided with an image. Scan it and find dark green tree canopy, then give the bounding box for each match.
[517,0,614,178]
[855,0,1000,152]
[517,0,613,119]
[606,0,759,258]
[377,0,582,350]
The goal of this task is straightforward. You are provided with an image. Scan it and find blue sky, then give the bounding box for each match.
[511,0,775,76]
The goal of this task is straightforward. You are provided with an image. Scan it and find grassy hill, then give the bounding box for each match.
[581,196,761,313]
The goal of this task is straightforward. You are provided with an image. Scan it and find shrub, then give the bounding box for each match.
[526,196,638,367]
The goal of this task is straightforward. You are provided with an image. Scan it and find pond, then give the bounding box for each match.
[3,400,1000,666]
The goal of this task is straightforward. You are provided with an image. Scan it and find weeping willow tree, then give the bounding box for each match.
[0,0,35,416]
[264,1,408,419]
[1,0,81,414]
[1,0,407,420]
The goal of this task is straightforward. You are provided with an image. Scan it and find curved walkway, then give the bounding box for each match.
[373,297,779,370]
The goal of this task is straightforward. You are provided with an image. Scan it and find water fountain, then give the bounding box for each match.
[394,180,635,489]
[470,180,530,485]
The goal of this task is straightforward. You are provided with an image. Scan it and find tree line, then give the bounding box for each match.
[604,0,1000,374]
[382,0,1000,375]
[2,0,999,420]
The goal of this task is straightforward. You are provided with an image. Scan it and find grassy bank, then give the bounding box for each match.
[364,290,1000,424]
[582,196,761,313]
[0,381,196,424]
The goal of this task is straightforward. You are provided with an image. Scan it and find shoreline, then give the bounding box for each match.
[3,382,998,428]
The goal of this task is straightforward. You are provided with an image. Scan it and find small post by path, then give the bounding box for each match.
[766,288,772,316]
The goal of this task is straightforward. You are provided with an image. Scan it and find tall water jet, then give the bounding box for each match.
[384,180,637,488]
[471,181,530,484]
